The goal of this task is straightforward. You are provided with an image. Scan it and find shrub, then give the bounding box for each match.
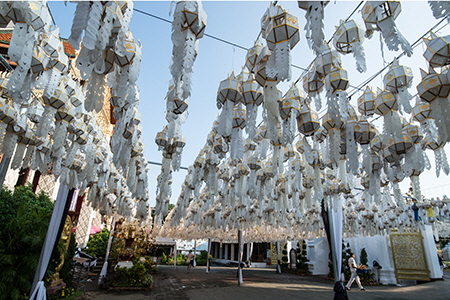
[296,240,310,273]
[85,228,110,258]
[0,185,54,300]
[108,259,153,288]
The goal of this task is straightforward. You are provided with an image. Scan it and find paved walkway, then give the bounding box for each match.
[84,265,450,300]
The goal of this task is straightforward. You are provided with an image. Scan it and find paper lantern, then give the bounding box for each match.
[374,88,397,115]
[358,86,375,116]
[412,101,432,123]
[297,104,320,136]
[315,45,342,77]
[354,119,376,145]
[403,123,423,144]
[262,6,300,51]
[232,104,246,129]
[43,85,68,110]
[321,112,344,131]
[279,86,302,120]
[333,19,365,54]
[423,31,450,68]
[303,69,325,97]
[155,127,169,147]
[173,135,186,148]
[55,103,76,123]
[371,152,382,172]
[217,72,242,108]
[416,68,450,102]
[247,156,262,170]
[30,46,49,74]
[0,99,17,124]
[314,126,328,143]
[386,135,413,155]
[361,1,412,56]
[327,67,349,92]
[245,41,265,73]
[115,33,137,67]
[383,60,413,93]
[213,135,228,154]
[181,0,207,38]
[370,134,383,153]
[241,77,263,106]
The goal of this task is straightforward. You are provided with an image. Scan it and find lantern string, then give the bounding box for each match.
[347,17,449,98]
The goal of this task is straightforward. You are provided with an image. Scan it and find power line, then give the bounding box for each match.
[347,16,449,98]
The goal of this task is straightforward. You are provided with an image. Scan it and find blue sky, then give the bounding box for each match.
[48,1,450,206]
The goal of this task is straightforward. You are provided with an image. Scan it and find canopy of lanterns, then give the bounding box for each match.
[156,1,450,242]
[0,1,150,223]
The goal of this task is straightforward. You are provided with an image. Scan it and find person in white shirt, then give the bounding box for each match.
[186,250,195,273]
[345,253,365,291]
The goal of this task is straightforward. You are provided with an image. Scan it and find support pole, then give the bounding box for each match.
[0,156,12,187]
[193,240,197,267]
[174,242,177,269]
[237,230,243,285]
[30,184,70,300]
[206,238,211,273]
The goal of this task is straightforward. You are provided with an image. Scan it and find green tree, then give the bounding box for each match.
[85,228,110,258]
[360,248,368,266]
[281,243,289,267]
[0,185,54,300]
[296,240,310,272]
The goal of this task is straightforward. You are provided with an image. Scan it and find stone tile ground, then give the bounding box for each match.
[84,265,450,300]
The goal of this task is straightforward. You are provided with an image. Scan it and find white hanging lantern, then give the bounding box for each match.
[297,103,320,136]
[361,1,412,56]
[245,41,265,73]
[374,88,397,115]
[333,19,367,73]
[314,44,342,77]
[417,68,450,102]
[423,31,450,68]
[358,86,376,116]
[354,119,377,145]
[261,3,300,82]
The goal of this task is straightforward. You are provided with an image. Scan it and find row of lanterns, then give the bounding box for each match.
[157,1,450,242]
[0,1,150,223]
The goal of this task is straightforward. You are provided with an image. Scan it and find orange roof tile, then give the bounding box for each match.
[0,29,75,58]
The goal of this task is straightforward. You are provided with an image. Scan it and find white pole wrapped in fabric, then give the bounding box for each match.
[30,184,70,300]
[238,230,244,285]
[98,220,116,285]
[329,195,343,282]
[206,238,211,273]
[174,242,177,269]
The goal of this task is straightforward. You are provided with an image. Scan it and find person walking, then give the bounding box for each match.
[186,250,195,273]
[345,253,365,291]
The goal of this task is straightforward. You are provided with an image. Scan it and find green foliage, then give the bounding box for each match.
[85,228,110,258]
[160,252,168,264]
[360,248,368,266]
[327,242,352,280]
[60,233,77,286]
[196,250,210,266]
[109,258,153,288]
[296,240,310,272]
[0,185,54,300]
[48,287,82,300]
[167,253,187,266]
[281,244,288,267]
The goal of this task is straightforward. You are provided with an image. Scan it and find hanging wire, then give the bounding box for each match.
[347,17,449,98]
